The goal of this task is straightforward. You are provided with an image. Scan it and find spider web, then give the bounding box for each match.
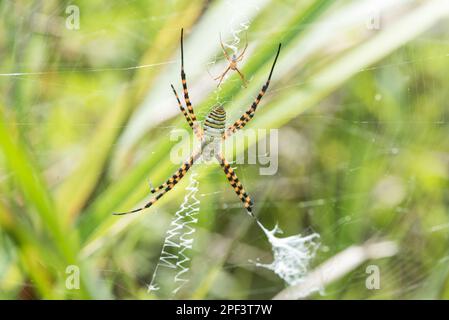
[1,0,448,301]
[253,221,321,287]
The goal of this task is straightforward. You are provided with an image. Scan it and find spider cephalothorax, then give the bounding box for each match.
[114,29,281,217]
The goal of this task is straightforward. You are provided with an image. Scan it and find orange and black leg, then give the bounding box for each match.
[179,29,202,137]
[170,84,196,133]
[113,151,201,215]
[216,154,254,217]
[223,43,281,139]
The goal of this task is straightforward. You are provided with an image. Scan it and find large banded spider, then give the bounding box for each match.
[114,29,281,217]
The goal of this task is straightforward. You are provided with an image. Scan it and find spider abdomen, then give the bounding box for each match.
[204,106,226,138]
[202,106,226,161]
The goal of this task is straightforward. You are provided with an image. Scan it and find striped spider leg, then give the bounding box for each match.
[180,28,203,139]
[113,147,203,215]
[214,33,249,88]
[216,153,254,214]
[223,43,281,140]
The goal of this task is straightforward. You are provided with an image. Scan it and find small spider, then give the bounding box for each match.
[214,34,248,88]
[113,29,281,217]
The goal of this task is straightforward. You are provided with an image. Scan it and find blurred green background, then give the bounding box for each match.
[1,0,449,299]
